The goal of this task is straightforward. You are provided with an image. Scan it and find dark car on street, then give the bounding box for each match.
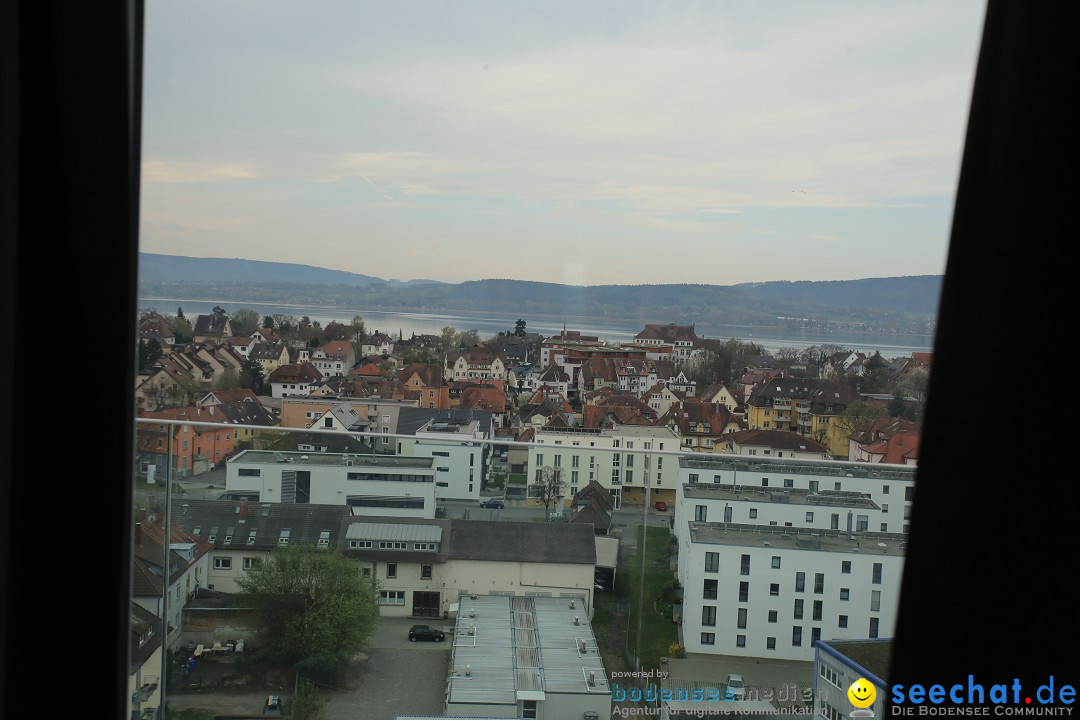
[479,499,504,509]
[408,624,446,642]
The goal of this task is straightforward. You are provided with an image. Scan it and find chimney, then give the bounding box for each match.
[239,499,248,520]
[135,522,142,547]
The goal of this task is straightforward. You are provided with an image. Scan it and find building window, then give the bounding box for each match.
[737,608,747,629]
[794,599,803,619]
[703,579,718,600]
[870,617,880,638]
[871,590,881,612]
[905,487,915,501]
[761,477,769,487]
[386,562,397,579]
[805,512,814,523]
[812,627,821,645]
[873,563,882,584]
[809,481,819,492]
[839,615,848,628]
[881,523,888,532]
[701,632,715,645]
[421,564,432,580]
[702,606,716,627]
[770,583,779,596]
[749,508,758,519]
[736,635,746,648]
[689,473,698,484]
[813,600,823,621]
[882,503,889,513]
[379,591,406,606]
[792,626,802,647]
[705,553,719,573]
[840,588,850,601]
[214,557,231,570]
[795,572,805,593]
[856,514,869,531]
[243,557,259,570]
[771,556,781,569]
[740,554,750,575]
[768,610,778,623]
[834,481,842,491]
[767,637,776,650]
[842,561,851,574]
[814,573,824,593]
[784,478,794,488]
[739,582,748,603]
[831,513,840,530]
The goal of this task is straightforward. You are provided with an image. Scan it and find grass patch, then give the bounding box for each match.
[507,472,527,486]
[620,525,678,672]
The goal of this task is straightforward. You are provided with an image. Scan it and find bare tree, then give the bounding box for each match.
[529,466,566,513]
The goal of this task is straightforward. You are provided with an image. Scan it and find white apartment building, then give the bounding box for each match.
[225,450,436,518]
[678,456,916,535]
[814,639,892,720]
[673,455,912,662]
[677,521,904,661]
[397,417,488,501]
[530,425,684,509]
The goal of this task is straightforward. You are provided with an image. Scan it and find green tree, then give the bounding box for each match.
[138,337,163,370]
[529,466,566,514]
[177,306,185,320]
[262,315,275,330]
[514,319,527,337]
[439,326,459,354]
[237,546,379,676]
[231,308,259,337]
[349,315,366,359]
[239,358,266,394]
[293,679,327,720]
[887,390,906,418]
[215,367,240,391]
[832,401,887,445]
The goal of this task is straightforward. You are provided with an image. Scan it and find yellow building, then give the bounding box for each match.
[745,378,855,458]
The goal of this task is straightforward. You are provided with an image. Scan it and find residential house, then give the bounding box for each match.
[267,361,323,398]
[128,603,163,720]
[662,398,740,453]
[444,346,509,383]
[644,382,683,416]
[719,429,830,460]
[534,363,572,397]
[745,378,856,458]
[131,517,213,649]
[195,389,278,449]
[457,383,507,427]
[247,341,290,374]
[138,313,175,346]
[362,332,396,357]
[309,339,355,378]
[634,323,700,362]
[736,368,782,404]
[169,498,353,594]
[192,310,232,343]
[698,381,739,412]
[396,362,451,409]
[135,408,242,478]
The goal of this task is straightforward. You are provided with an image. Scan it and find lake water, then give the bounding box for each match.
[139,296,934,357]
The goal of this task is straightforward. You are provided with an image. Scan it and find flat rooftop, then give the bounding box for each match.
[229,450,434,469]
[535,425,678,439]
[688,522,907,557]
[681,455,916,481]
[448,595,610,707]
[418,418,481,435]
[684,484,879,510]
[819,639,893,683]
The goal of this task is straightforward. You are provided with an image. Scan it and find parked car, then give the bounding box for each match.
[480,499,505,509]
[654,501,668,511]
[262,694,283,715]
[724,674,746,700]
[408,624,446,642]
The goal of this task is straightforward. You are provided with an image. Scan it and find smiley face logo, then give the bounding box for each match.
[848,678,877,708]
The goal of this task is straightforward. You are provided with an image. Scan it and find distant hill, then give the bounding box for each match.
[139,253,444,288]
[137,253,941,331]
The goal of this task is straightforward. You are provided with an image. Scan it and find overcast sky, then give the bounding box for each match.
[140,1,985,286]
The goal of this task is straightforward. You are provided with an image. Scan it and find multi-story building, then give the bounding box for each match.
[398,417,489,501]
[444,347,508,382]
[342,517,599,620]
[309,339,354,378]
[267,361,324,398]
[674,455,914,661]
[745,378,857,458]
[530,425,683,509]
[719,429,830,460]
[677,521,904,661]
[634,323,700,362]
[225,449,436,517]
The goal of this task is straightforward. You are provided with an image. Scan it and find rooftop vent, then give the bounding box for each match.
[587,671,596,686]
[465,664,471,676]
[573,616,580,626]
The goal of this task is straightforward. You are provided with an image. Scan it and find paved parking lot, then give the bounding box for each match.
[168,616,451,720]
